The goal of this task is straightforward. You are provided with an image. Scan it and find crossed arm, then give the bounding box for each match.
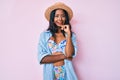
[40,35,74,64]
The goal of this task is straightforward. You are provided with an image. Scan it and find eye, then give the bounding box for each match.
[55,15,59,17]
[62,15,65,17]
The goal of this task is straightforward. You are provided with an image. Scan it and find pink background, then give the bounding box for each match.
[0,0,120,80]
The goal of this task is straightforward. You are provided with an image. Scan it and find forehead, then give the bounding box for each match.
[55,9,65,14]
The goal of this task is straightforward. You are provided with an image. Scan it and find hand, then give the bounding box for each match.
[60,25,71,35]
[52,52,65,66]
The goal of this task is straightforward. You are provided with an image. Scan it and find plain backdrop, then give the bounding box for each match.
[0,0,120,80]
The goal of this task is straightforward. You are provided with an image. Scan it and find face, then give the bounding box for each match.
[54,9,66,27]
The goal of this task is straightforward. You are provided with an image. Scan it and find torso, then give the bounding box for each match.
[49,33,66,66]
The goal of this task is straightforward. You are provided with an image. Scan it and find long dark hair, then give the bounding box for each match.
[47,9,72,37]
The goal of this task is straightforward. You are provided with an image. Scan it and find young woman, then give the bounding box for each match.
[38,2,78,80]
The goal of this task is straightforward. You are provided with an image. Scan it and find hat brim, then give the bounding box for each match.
[45,2,73,21]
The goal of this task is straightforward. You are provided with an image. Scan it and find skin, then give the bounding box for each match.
[41,9,74,66]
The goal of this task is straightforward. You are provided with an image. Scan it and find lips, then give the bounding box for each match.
[56,21,63,25]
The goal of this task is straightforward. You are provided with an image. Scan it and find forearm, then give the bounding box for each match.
[65,35,74,57]
[40,54,66,64]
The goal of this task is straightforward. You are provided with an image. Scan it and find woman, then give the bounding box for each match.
[38,2,78,80]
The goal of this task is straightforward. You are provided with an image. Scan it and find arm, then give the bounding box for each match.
[41,52,66,64]
[61,25,75,58]
[65,33,74,58]
[38,32,67,64]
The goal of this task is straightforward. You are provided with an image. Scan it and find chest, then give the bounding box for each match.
[48,35,66,53]
[54,36,65,44]
[49,33,66,44]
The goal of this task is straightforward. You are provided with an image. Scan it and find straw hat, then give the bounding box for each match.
[44,2,73,21]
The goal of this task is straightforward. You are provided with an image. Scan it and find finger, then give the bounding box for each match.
[61,27,64,30]
[64,25,69,29]
[60,25,69,30]
[59,26,62,29]
[65,26,67,29]
[60,25,65,30]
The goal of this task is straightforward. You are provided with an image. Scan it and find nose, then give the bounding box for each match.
[58,16,62,20]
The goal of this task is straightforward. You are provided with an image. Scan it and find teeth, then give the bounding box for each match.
[57,21,62,23]
[57,22,62,24]
[58,22,62,24]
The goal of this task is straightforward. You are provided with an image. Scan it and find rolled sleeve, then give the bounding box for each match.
[37,32,50,64]
[72,33,77,57]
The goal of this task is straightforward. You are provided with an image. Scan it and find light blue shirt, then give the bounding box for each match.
[38,31,78,80]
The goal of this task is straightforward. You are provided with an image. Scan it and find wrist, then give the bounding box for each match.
[66,31,71,37]
[66,33,71,38]
[60,54,67,59]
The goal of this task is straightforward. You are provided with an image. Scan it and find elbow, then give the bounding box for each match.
[66,54,72,58]
[66,51,74,58]
[40,57,46,64]
[40,60,44,64]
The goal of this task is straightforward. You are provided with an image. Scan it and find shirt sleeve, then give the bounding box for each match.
[72,33,78,57]
[37,32,50,64]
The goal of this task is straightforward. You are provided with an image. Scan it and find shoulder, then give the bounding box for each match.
[39,30,51,38]
[71,32,77,39]
[72,32,76,36]
[39,30,52,42]
[40,30,51,35]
